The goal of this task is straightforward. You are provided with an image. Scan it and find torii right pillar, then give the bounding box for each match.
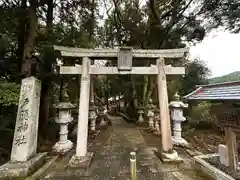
[157,58,181,162]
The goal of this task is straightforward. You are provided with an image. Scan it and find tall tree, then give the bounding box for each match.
[21,0,38,78]
[181,59,211,95]
[38,0,54,140]
[200,0,240,33]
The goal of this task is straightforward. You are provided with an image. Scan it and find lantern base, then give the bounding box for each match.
[100,120,106,126]
[172,136,189,147]
[52,140,73,154]
[147,126,154,132]
[153,130,161,136]
[136,119,144,124]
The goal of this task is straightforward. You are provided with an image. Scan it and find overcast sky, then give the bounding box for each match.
[190,30,240,78]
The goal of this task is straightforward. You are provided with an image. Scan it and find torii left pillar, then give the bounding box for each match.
[69,57,94,167]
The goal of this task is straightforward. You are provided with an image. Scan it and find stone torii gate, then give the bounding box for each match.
[54,46,189,166]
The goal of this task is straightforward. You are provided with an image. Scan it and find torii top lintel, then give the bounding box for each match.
[54,45,189,59]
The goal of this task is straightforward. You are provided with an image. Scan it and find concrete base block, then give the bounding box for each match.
[194,153,235,180]
[161,156,184,164]
[0,152,47,179]
[159,150,183,164]
[68,152,94,168]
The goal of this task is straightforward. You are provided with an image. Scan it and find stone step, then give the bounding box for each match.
[26,156,58,180]
[172,170,211,180]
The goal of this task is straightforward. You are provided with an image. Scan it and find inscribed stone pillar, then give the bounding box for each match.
[76,57,91,157]
[11,77,41,162]
[157,58,173,153]
[0,77,47,178]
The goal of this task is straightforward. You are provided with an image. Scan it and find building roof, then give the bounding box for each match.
[183,80,240,101]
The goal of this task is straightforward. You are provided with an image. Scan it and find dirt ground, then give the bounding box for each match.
[183,123,225,154]
[137,121,225,155]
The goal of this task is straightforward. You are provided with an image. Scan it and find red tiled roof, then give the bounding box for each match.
[183,81,240,100]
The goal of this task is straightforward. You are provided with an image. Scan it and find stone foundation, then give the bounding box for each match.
[157,150,183,164]
[68,152,94,168]
[0,152,47,179]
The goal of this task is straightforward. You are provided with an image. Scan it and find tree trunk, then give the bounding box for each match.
[46,0,53,38]
[16,0,27,81]
[143,76,155,114]
[145,76,155,104]
[131,75,138,108]
[38,0,54,140]
[153,84,158,105]
[142,75,148,106]
[143,76,155,106]
[89,0,95,44]
[21,0,37,77]
[39,82,50,139]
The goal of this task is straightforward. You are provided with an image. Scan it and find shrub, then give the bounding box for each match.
[0,82,20,107]
[187,101,214,125]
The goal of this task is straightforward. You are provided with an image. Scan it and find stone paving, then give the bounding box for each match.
[38,116,208,180]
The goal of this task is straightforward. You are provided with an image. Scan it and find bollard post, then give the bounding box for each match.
[130,152,137,180]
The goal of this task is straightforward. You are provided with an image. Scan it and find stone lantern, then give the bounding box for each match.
[169,93,188,147]
[147,99,155,131]
[89,102,97,131]
[136,106,144,124]
[119,98,125,112]
[153,108,160,136]
[98,106,106,126]
[52,102,74,154]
